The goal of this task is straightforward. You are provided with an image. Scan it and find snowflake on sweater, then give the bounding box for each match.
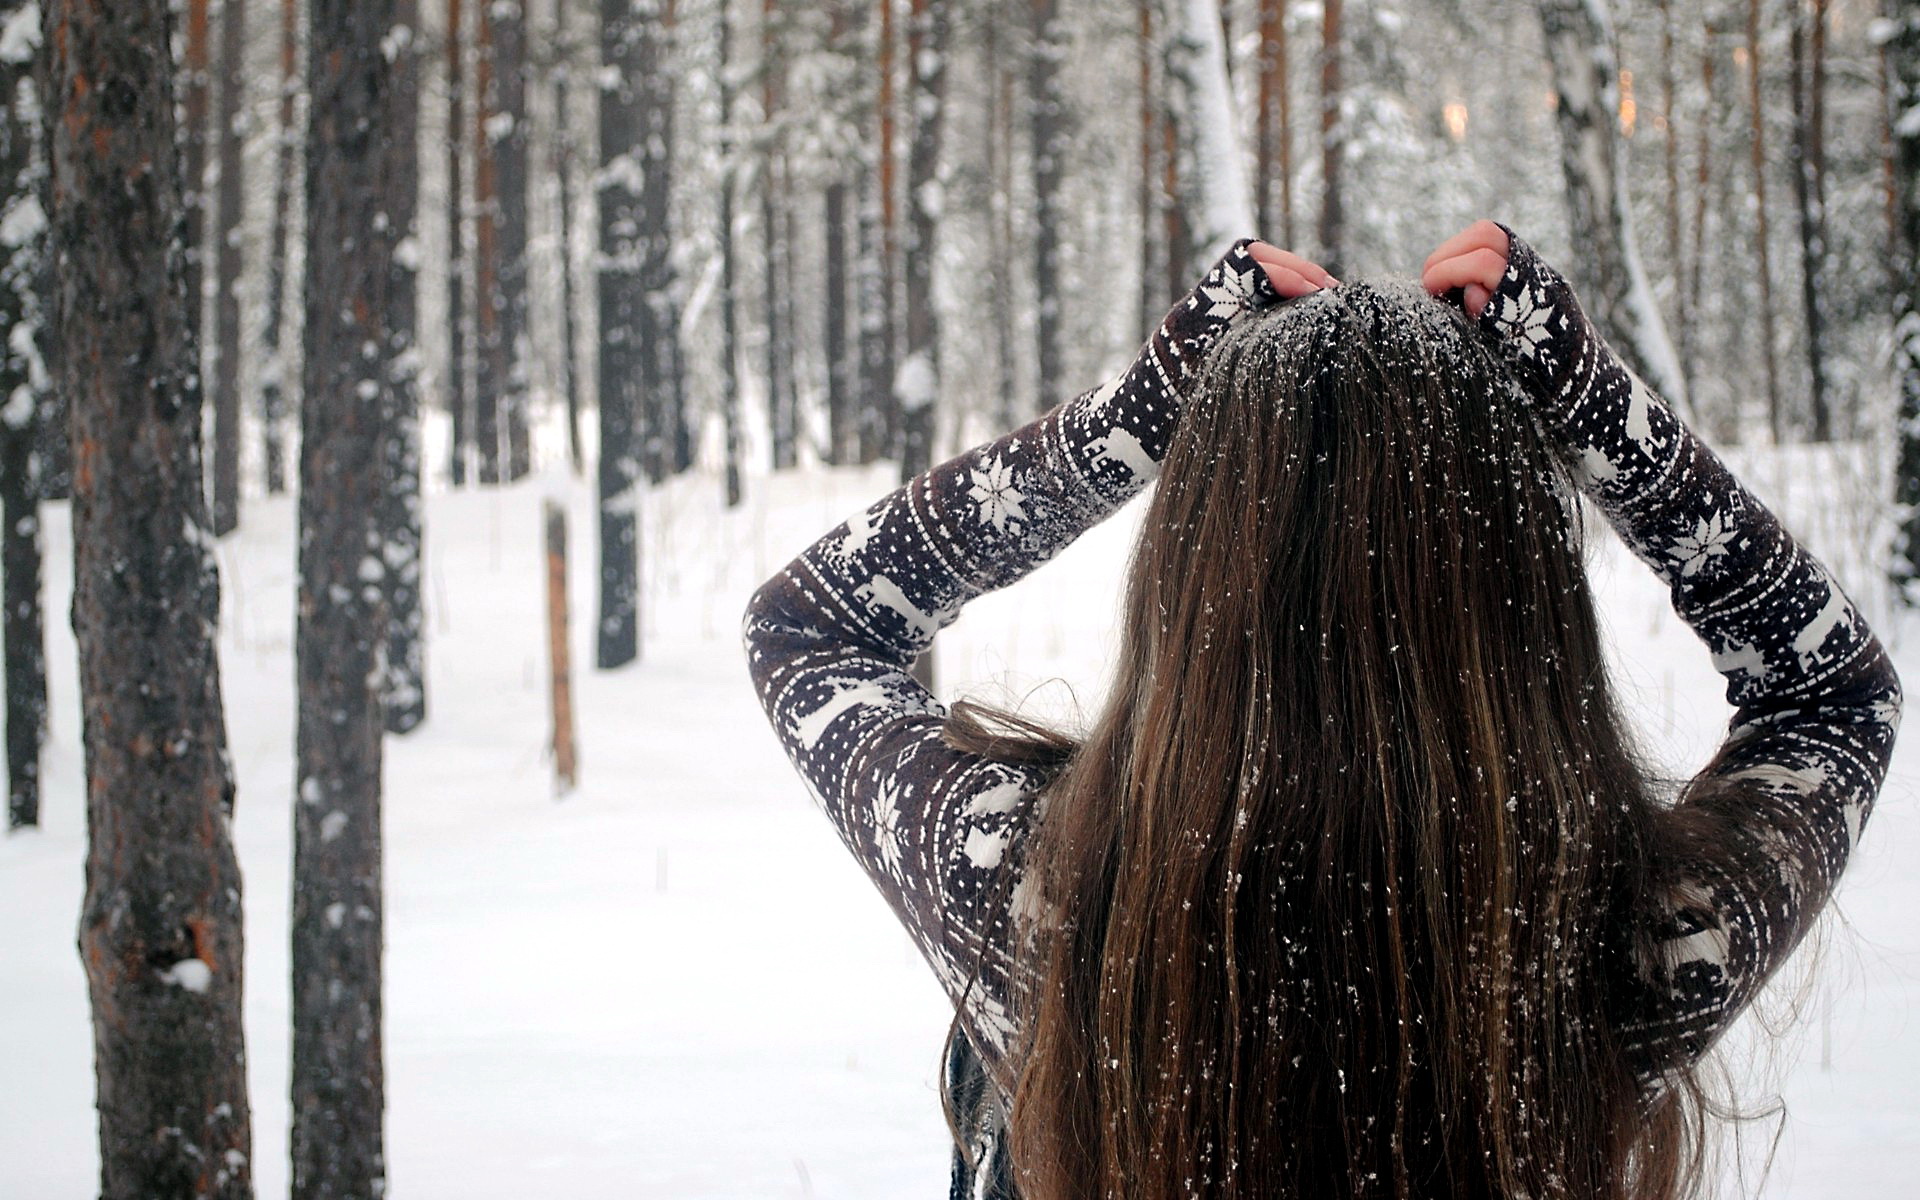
[1671,510,1738,578]
[966,455,1028,532]
[1197,260,1261,322]
[871,775,909,880]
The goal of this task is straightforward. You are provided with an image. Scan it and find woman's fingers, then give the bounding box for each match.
[1420,219,1508,274]
[1260,263,1320,300]
[1420,246,1508,303]
[1246,240,1339,292]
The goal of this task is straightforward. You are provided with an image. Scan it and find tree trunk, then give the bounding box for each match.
[720,0,745,506]
[1167,0,1255,275]
[556,0,584,475]
[477,0,531,481]
[1687,12,1715,400]
[1138,0,1158,336]
[825,174,854,460]
[762,0,796,471]
[381,0,425,735]
[897,0,948,482]
[1744,0,1782,442]
[1,11,44,831]
[1889,1,1920,603]
[50,0,254,1191]
[597,0,668,667]
[184,0,211,354]
[1536,0,1692,416]
[988,0,1016,429]
[260,0,298,497]
[1257,0,1293,246]
[1658,0,1691,395]
[1030,0,1065,409]
[473,0,501,482]
[293,0,398,1190]
[1790,0,1832,441]
[853,0,896,464]
[447,0,471,486]
[1319,0,1343,275]
[209,0,245,536]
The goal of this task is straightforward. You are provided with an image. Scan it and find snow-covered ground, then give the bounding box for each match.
[3,445,1917,1198]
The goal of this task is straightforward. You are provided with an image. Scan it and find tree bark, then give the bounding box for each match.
[1744,0,1782,442]
[1,7,45,831]
[1658,0,1691,395]
[897,0,948,482]
[1137,0,1158,336]
[1167,0,1255,275]
[988,0,1016,429]
[1888,1,1920,603]
[293,0,398,1190]
[597,0,670,666]
[1789,0,1832,441]
[1257,0,1293,246]
[720,0,744,505]
[381,0,425,735]
[209,0,245,536]
[50,0,254,1191]
[260,0,298,497]
[1030,0,1065,409]
[853,0,896,464]
[184,0,211,354]
[1536,0,1692,416]
[762,0,796,470]
[556,0,584,476]
[1319,0,1343,276]
[447,0,472,486]
[477,0,531,480]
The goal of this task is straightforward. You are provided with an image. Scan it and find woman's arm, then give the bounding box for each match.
[742,239,1306,1066]
[1427,221,1903,1090]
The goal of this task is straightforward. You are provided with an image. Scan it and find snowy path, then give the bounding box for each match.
[3,452,1916,1197]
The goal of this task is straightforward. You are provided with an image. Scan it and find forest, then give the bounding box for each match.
[3,0,1919,1196]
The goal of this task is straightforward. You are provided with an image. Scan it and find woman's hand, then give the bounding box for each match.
[1247,242,1339,299]
[1419,219,1509,319]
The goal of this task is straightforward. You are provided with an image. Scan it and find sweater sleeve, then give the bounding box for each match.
[1475,226,1904,1093]
[742,240,1283,1070]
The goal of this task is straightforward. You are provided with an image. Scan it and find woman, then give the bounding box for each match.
[741,221,1901,1199]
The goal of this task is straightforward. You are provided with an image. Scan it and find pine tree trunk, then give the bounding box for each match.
[209,0,245,536]
[1659,0,1691,396]
[825,172,854,461]
[1319,0,1343,276]
[473,0,502,482]
[1,12,45,831]
[486,0,531,479]
[988,1,1016,429]
[1536,0,1692,416]
[897,0,948,482]
[1137,0,1158,336]
[597,0,666,667]
[853,0,896,464]
[556,0,584,476]
[293,0,397,1189]
[1888,1,1920,603]
[720,0,745,506]
[662,0,691,475]
[184,0,212,353]
[1744,0,1782,441]
[874,0,900,459]
[50,0,254,1190]
[260,0,298,497]
[447,0,472,486]
[1790,0,1832,441]
[381,0,425,735]
[1030,0,1065,409]
[762,0,796,470]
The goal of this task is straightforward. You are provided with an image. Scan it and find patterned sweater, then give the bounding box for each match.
[740,232,1902,1196]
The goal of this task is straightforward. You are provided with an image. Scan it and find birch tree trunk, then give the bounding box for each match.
[1887,0,1920,602]
[1536,0,1691,416]
[292,0,400,1189]
[1,0,44,830]
[50,0,255,1191]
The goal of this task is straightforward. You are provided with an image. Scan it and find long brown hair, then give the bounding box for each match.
[945,280,1727,1199]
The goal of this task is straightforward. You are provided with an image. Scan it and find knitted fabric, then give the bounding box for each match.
[741,233,1901,1196]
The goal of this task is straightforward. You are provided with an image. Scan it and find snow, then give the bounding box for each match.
[3,445,1919,1196]
[158,959,213,994]
[1173,0,1256,257]
[0,4,37,65]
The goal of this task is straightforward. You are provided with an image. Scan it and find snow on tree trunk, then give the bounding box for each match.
[49,0,255,1190]
[381,1,426,735]
[1030,0,1066,407]
[260,0,299,497]
[1166,0,1255,276]
[897,0,948,482]
[293,0,400,1191]
[1536,0,1692,417]
[597,0,671,666]
[1,1,44,832]
[1887,2,1920,604]
[209,0,245,536]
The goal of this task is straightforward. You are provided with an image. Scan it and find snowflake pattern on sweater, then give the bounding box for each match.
[741,234,1901,1193]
